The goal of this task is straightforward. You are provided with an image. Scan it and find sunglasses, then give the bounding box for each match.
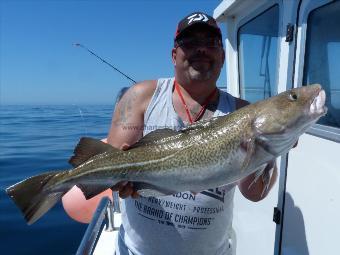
[175,37,222,49]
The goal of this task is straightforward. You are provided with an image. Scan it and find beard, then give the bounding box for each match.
[187,53,215,81]
[188,64,213,81]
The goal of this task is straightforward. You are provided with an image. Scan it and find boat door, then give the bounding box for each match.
[214,1,289,254]
[280,0,340,254]
[214,0,340,254]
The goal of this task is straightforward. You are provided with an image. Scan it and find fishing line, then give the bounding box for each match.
[73,43,135,137]
[72,103,88,136]
[73,43,137,84]
[77,106,87,136]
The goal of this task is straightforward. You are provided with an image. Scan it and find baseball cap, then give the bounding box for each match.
[174,12,222,41]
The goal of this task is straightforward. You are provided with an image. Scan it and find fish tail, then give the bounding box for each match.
[6,170,67,225]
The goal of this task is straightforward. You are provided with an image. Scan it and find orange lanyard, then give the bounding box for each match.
[174,80,217,124]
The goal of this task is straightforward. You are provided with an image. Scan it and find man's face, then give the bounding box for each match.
[172,26,225,82]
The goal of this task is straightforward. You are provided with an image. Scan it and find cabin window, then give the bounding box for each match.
[238,5,279,103]
[303,1,340,128]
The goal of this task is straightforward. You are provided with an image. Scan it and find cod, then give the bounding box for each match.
[6,84,327,225]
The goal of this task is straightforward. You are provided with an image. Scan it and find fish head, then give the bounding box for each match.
[253,84,327,156]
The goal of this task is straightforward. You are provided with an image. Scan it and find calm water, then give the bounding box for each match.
[0,105,114,255]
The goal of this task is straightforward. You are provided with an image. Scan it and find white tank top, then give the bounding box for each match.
[116,78,237,255]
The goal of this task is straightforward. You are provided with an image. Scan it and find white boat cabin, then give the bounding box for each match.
[214,0,340,254]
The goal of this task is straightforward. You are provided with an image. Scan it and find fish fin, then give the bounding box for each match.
[180,116,221,134]
[69,137,119,167]
[6,171,65,225]
[76,183,111,200]
[130,117,223,149]
[247,162,276,198]
[247,164,267,190]
[129,129,180,149]
[133,182,176,197]
[240,137,255,170]
[260,161,276,197]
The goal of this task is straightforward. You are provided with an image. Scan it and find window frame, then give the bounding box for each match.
[236,3,281,102]
[295,0,340,142]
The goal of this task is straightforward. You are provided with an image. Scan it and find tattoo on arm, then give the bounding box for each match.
[113,89,138,128]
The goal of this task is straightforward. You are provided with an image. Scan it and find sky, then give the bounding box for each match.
[0,0,226,105]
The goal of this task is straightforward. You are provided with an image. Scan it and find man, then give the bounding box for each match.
[62,12,277,255]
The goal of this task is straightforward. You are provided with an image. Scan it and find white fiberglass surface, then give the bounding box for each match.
[232,157,280,255]
[281,134,340,255]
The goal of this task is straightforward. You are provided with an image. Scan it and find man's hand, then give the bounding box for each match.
[109,143,140,199]
[111,181,140,199]
[238,160,278,202]
[102,140,140,199]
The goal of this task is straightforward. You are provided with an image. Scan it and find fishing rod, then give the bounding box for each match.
[73,43,137,84]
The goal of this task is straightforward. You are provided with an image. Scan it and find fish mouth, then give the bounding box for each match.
[310,89,327,118]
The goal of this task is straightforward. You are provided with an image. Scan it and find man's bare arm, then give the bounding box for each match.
[107,80,157,198]
[61,80,156,223]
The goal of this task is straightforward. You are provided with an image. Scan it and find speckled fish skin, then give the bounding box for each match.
[63,84,326,193]
[6,84,327,224]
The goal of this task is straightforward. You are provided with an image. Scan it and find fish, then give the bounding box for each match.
[6,84,327,225]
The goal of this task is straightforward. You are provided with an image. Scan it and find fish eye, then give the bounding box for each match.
[289,92,298,101]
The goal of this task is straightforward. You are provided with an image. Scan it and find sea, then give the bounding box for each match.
[0,105,115,255]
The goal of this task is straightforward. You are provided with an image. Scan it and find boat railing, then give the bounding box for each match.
[76,191,120,255]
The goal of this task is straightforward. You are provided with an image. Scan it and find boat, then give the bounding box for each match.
[77,0,340,254]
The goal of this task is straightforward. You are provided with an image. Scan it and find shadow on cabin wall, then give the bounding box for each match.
[281,192,309,255]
